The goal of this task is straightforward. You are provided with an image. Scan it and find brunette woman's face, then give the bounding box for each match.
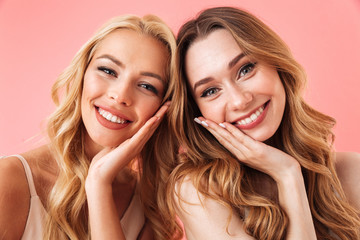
[81,29,168,149]
[185,29,286,141]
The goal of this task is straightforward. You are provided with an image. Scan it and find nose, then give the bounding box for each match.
[107,80,133,106]
[226,86,253,111]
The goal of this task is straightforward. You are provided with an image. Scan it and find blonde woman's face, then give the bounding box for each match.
[81,29,168,149]
[185,29,286,142]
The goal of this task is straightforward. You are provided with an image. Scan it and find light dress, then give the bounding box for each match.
[1,155,144,240]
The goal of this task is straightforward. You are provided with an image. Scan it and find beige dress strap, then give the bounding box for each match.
[120,187,145,240]
[11,155,47,240]
[14,155,38,196]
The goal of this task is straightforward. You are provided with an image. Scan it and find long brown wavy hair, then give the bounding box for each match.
[44,15,176,239]
[155,7,360,240]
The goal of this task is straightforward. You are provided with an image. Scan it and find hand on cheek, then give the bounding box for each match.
[194,116,300,182]
[86,102,170,187]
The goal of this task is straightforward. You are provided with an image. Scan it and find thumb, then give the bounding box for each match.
[92,147,113,164]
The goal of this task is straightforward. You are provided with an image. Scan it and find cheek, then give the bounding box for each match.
[138,99,162,122]
[197,101,224,122]
[82,75,108,102]
[81,86,88,114]
[82,76,92,100]
[81,82,93,113]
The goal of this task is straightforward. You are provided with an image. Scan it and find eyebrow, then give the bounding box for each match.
[140,71,165,85]
[192,53,246,92]
[96,54,165,84]
[193,77,213,93]
[228,53,245,69]
[96,54,124,67]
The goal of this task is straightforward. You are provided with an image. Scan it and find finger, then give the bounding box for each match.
[197,117,255,151]
[91,147,113,165]
[208,121,282,172]
[195,117,248,160]
[196,117,246,148]
[116,102,170,158]
[91,102,170,176]
[154,101,171,120]
[131,101,169,141]
[220,122,256,147]
[205,126,248,162]
[129,102,170,145]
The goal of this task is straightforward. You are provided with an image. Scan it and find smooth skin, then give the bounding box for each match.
[84,29,171,239]
[0,29,170,240]
[86,102,169,239]
[175,29,360,240]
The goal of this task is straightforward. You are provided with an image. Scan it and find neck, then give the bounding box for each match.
[84,133,104,161]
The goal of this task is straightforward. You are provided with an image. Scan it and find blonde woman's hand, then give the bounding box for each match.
[86,102,169,240]
[195,117,300,182]
[86,101,170,187]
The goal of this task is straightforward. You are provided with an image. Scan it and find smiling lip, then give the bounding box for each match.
[232,101,269,130]
[95,105,132,130]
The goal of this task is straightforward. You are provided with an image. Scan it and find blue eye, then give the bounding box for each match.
[200,87,219,97]
[139,83,158,95]
[98,67,117,77]
[237,62,256,78]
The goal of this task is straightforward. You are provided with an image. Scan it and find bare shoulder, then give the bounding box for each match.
[334,152,360,182]
[0,145,55,239]
[0,156,31,239]
[174,175,204,205]
[334,152,360,210]
[174,175,254,240]
[22,145,58,204]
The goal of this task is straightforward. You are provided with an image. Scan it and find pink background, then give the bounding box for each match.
[1,0,360,156]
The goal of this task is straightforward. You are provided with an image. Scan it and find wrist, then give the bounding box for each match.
[273,160,303,186]
[85,177,113,196]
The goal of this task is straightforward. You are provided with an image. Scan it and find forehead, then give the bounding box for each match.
[185,29,242,79]
[187,30,241,65]
[94,29,169,75]
[97,28,166,52]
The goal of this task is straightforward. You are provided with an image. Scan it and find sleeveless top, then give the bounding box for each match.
[1,155,144,240]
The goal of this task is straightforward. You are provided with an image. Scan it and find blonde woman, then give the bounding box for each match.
[155,7,360,240]
[0,14,176,239]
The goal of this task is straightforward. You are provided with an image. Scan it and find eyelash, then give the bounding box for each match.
[200,62,257,98]
[200,87,219,98]
[139,83,158,95]
[237,62,257,79]
[98,66,117,77]
[98,66,159,95]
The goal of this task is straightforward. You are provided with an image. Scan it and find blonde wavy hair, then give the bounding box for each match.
[44,15,176,239]
[155,7,360,240]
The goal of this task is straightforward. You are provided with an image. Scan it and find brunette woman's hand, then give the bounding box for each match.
[195,116,317,240]
[195,117,300,182]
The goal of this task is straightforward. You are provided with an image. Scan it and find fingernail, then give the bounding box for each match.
[219,123,226,128]
[194,117,202,124]
[201,121,208,127]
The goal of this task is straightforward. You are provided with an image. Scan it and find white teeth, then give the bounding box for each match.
[236,105,265,126]
[97,108,127,124]
[250,113,257,121]
[111,116,117,122]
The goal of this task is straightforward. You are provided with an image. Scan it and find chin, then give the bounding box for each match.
[101,138,127,148]
[89,133,125,148]
[247,130,275,142]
